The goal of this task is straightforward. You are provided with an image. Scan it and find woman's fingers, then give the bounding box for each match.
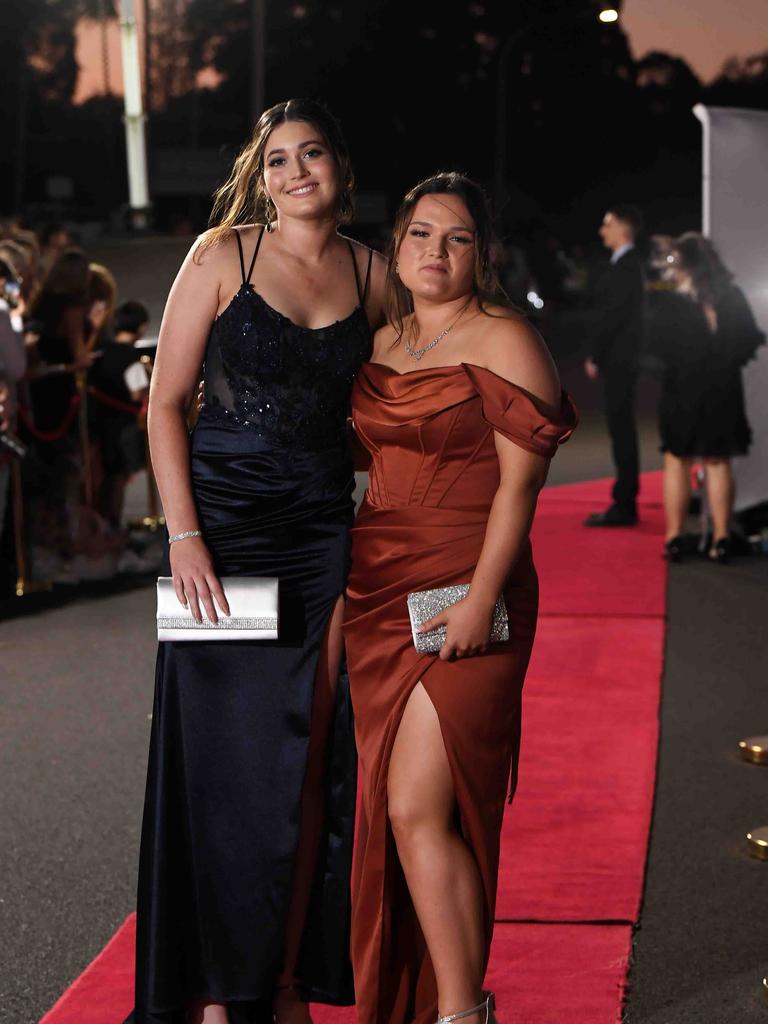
[196,580,218,624]
[208,575,231,617]
[173,576,188,608]
[418,612,447,634]
[185,580,203,624]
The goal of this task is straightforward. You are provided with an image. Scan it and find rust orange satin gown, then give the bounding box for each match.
[343,362,576,1024]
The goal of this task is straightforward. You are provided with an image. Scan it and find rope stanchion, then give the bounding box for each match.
[17,395,82,444]
[76,370,93,507]
[129,354,164,531]
[10,458,52,597]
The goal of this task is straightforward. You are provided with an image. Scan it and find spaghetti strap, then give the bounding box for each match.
[245,226,266,285]
[233,229,246,284]
[347,241,364,306]
[362,248,374,304]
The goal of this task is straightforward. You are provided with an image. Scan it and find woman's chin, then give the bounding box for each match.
[408,282,468,304]
[278,197,338,224]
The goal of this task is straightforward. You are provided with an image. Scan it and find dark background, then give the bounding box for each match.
[2,0,768,243]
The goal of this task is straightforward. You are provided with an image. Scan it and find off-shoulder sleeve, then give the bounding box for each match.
[462,363,578,458]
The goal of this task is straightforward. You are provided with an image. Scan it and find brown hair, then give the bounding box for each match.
[29,247,90,324]
[672,232,733,306]
[199,98,354,257]
[385,172,509,341]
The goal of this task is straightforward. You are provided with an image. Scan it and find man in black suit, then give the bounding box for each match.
[584,205,645,527]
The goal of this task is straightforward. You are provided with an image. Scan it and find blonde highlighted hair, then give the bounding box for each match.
[198,98,354,258]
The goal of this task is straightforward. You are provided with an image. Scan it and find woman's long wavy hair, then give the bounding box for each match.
[673,232,733,307]
[198,99,354,258]
[386,172,510,342]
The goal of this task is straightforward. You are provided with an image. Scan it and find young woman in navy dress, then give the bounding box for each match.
[128,99,385,1024]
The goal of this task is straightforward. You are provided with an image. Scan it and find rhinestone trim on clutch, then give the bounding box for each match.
[407,583,509,654]
[157,616,278,630]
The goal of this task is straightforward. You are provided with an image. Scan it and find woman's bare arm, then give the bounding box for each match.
[421,316,561,660]
[149,235,230,623]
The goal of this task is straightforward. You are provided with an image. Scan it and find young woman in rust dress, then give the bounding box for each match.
[343,174,576,1024]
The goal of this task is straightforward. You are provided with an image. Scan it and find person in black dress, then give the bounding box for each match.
[583,205,645,527]
[649,233,764,562]
[127,99,386,1024]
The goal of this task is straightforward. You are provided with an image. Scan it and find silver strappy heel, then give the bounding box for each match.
[437,990,496,1024]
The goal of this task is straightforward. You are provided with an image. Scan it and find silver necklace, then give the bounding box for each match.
[404,306,467,361]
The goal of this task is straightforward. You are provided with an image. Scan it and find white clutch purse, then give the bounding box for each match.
[156,576,279,641]
[407,583,509,654]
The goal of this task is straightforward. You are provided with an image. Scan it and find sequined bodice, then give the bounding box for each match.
[202,285,371,451]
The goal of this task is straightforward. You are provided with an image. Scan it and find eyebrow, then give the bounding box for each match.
[410,220,475,233]
[265,139,325,160]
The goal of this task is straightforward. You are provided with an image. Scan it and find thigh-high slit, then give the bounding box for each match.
[343,361,576,1024]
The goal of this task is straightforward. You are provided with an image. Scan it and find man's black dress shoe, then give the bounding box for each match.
[584,505,638,527]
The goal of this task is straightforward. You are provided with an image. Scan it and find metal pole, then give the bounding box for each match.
[693,104,711,237]
[250,0,266,126]
[119,0,151,227]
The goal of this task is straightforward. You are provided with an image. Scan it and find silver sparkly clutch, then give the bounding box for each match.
[156,576,279,641]
[406,583,509,654]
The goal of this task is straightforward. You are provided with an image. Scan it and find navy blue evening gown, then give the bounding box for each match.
[128,228,372,1023]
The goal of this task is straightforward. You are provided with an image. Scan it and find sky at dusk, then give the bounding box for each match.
[74,1,768,104]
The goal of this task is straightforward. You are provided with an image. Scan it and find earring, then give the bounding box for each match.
[395,261,400,274]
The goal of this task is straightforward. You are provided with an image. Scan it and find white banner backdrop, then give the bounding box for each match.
[694,105,768,510]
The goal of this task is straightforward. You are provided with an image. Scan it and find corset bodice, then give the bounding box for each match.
[202,285,371,451]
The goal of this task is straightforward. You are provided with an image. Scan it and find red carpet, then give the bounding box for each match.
[41,473,665,1024]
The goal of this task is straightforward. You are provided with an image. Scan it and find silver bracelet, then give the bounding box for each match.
[168,529,202,545]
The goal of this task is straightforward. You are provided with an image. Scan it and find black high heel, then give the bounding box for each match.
[709,537,731,564]
[663,536,685,562]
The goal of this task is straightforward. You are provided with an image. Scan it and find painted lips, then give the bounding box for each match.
[285,183,318,196]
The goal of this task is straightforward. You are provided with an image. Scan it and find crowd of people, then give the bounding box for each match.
[1,200,763,599]
[0,220,159,591]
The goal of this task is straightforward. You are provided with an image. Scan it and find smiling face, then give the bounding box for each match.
[261,119,340,224]
[396,194,477,303]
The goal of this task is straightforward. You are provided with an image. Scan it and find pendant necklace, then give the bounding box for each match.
[405,303,470,361]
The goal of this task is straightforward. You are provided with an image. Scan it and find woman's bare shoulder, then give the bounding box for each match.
[474,306,561,410]
[192,224,265,268]
[371,318,406,360]
[343,238,388,279]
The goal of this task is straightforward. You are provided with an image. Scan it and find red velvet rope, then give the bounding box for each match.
[17,389,146,445]
[18,395,82,443]
[87,386,146,417]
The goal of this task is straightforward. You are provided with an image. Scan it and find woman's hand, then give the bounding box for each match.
[419,595,495,662]
[169,535,230,624]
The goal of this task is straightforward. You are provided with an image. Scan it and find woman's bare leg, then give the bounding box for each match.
[703,457,734,543]
[273,595,346,1024]
[388,683,486,1023]
[663,452,692,541]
